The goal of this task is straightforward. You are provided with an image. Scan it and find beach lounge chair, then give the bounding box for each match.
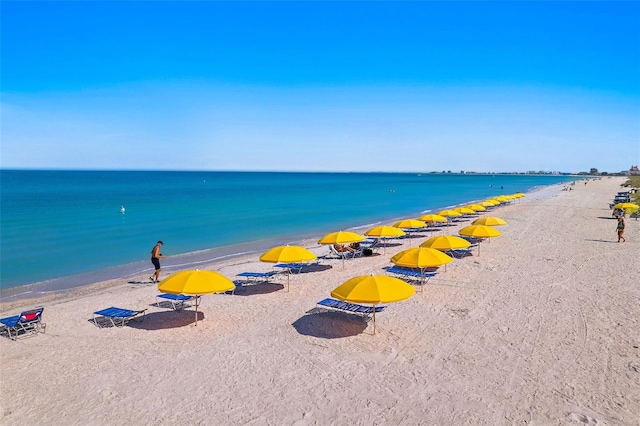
[445,248,474,259]
[316,298,386,318]
[386,267,437,285]
[361,238,382,254]
[156,294,199,311]
[328,245,358,260]
[236,271,277,282]
[93,307,146,328]
[274,262,313,274]
[459,235,484,245]
[225,280,245,295]
[0,307,46,340]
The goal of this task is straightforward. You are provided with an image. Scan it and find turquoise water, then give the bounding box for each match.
[0,170,575,293]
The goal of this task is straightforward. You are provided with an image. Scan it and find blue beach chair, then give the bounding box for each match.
[0,307,46,340]
[156,294,199,311]
[316,298,388,334]
[93,307,146,328]
[386,266,437,292]
[274,263,309,274]
[445,248,474,259]
[316,298,385,317]
[236,271,277,281]
[386,267,437,282]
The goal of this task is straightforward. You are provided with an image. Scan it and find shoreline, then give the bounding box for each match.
[1,175,638,425]
[1,181,567,308]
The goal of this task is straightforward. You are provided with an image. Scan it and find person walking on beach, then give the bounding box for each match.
[616,218,626,243]
[150,240,166,282]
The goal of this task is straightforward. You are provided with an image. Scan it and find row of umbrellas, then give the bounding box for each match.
[267,197,517,333]
[155,194,521,331]
[156,219,506,327]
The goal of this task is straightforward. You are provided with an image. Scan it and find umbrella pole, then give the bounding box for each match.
[287,268,291,292]
[372,307,376,335]
[195,295,199,326]
[420,269,424,293]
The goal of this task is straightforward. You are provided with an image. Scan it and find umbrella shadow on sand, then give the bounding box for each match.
[233,282,285,296]
[128,310,205,330]
[403,233,430,240]
[292,309,368,339]
[297,264,332,274]
[448,251,474,259]
[380,242,403,248]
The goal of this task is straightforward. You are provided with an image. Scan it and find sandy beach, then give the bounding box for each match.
[1,177,638,425]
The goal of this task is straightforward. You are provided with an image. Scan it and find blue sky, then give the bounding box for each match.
[2,1,639,173]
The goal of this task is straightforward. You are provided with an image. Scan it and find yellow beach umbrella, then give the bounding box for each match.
[259,245,317,291]
[420,235,471,251]
[472,216,508,226]
[365,225,406,238]
[417,214,448,223]
[330,274,415,334]
[513,193,525,198]
[495,196,511,202]
[318,231,365,245]
[318,231,365,269]
[364,225,406,254]
[481,200,498,207]
[391,247,454,269]
[612,202,639,211]
[485,199,502,205]
[454,207,476,215]
[417,214,448,233]
[158,270,235,326]
[392,219,426,246]
[393,219,426,229]
[458,225,501,255]
[459,224,501,238]
[467,204,487,212]
[259,245,317,263]
[391,247,453,290]
[438,209,462,217]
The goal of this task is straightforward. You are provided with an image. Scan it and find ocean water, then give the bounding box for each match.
[0,170,575,295]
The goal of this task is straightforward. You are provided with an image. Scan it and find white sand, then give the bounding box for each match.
[1,177,638,425]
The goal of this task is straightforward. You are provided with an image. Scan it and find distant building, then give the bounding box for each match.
[630,165,640,175]
[590,168,598,175]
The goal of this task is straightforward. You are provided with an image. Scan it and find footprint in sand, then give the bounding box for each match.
[568,412,608,425]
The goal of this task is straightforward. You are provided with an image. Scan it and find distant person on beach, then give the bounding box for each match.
[334,243,356,253]
[150,241,165,282]
[616,218,626,243]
